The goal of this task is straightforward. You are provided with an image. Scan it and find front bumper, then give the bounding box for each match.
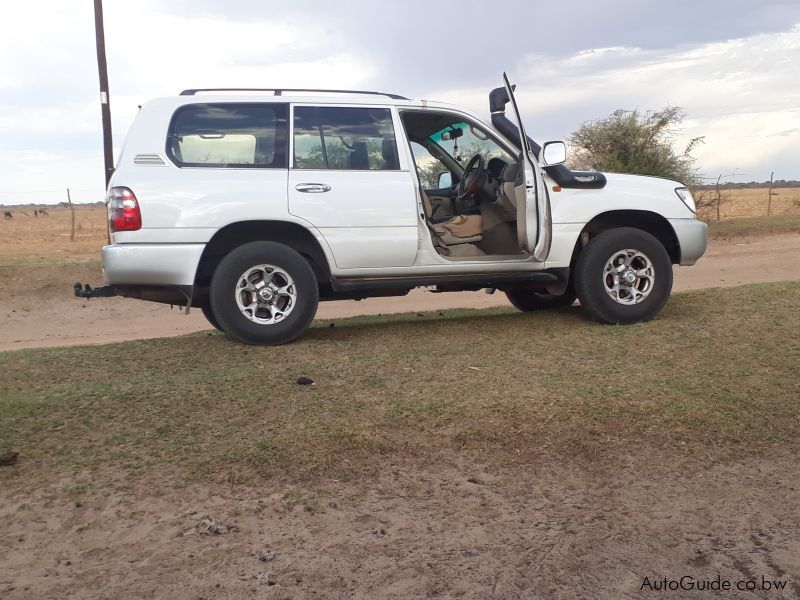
[670,218,708,266]
[102,243,205,286]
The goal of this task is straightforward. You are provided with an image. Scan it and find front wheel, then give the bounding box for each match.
[209,241,319,345]
[574,228,672,324]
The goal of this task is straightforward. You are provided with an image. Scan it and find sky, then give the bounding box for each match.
[1,0,799,204]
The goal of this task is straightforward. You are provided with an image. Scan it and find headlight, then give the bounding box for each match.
[675,187,696,213]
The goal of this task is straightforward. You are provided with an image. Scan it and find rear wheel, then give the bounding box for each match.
[210,241,319,345]
[574,227,672,324]
[506,283,576,311]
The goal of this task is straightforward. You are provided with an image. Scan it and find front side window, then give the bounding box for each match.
[409,141,449,188]
[402,110,516,190]
[167,103,288,168]
[293,106,400,170]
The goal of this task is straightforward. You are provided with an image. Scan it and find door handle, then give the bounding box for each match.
[295,183,331,193]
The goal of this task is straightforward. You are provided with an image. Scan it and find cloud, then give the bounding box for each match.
[0,149,106,204]
[101,2,375,96]
[0,1,376,201]
[430,25,800,180]
[768,128,800,137]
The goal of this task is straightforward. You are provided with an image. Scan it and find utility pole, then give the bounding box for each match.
[93,0,114,187]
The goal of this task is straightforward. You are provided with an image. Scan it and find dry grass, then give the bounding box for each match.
[1,282,798,486]
[697,186,800,221]
[0,205,107,265]
[707,214,800,238]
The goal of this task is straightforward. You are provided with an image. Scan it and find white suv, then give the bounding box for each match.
[77,75,707,344]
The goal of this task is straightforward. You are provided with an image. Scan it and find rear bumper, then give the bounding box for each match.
[102,243,205,286]
[670,218,708,266]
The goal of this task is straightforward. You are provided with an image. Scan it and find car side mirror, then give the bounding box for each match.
[437,171,452,189]
[541,141,567,166]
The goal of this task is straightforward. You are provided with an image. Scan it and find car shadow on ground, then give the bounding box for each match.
[300,304,587,341]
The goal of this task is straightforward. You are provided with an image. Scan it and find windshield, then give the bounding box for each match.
[429,121,514,165]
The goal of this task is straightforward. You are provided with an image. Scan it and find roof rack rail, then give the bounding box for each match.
[179,88,409,100]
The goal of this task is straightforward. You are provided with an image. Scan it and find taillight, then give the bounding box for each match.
[107,187,142,232]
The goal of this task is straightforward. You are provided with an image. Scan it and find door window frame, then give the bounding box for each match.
[398,108,519,186]
[288,103,409,172]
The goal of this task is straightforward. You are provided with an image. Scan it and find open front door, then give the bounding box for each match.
[503,73,552,262]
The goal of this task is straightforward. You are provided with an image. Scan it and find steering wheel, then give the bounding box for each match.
[457,154,486,200]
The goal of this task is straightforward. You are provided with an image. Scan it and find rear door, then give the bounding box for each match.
[288,104,418,270]
[503,74,551,261]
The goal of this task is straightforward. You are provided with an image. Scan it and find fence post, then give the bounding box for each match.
[767,172,774,216]
[67,188,76,241]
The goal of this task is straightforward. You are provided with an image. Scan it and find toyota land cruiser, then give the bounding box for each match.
[75,74,708,344]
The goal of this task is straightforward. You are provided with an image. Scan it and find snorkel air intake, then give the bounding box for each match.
[488,85,606,189]
[489,85,510,114]
[489,86,541,155]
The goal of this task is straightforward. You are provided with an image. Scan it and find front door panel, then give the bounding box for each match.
[503,74,551,261]
[288,169,418,269]
[288,104,419,270]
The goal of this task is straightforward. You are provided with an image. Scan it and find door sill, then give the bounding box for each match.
[331,269,564,293]
[438,252,530,262]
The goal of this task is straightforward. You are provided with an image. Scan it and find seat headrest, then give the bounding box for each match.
[349,141,369,170]
[381,138,399,170]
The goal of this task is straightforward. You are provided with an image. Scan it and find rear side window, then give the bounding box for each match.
[167,103,288,168]
[293,106,399,170]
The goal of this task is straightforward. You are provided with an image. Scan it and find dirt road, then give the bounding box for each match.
[2,233,799,352]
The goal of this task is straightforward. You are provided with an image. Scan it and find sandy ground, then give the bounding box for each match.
[2,451,798,599]
[1,233,800,352]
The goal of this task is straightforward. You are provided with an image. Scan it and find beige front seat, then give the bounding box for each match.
[420,190,483,246]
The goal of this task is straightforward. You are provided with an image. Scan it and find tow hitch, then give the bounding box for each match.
[73,282,193,314]
[74,282,118,299]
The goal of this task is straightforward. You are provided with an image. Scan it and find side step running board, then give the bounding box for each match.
[331,270,564,293]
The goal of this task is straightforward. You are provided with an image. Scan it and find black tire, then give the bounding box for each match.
[506,282,576,312]
[209,241,319,345]
[574,227,672,325]
[200,304,222,331]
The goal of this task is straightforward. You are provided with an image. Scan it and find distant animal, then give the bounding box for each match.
[3,211,12,220]
[34,209,39,217]
[39,208,49,217]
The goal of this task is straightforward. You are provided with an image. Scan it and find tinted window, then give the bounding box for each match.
[167,103,288,168]
[293,106,399,170]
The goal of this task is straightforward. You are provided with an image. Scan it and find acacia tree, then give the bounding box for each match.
[568,106,703,186]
